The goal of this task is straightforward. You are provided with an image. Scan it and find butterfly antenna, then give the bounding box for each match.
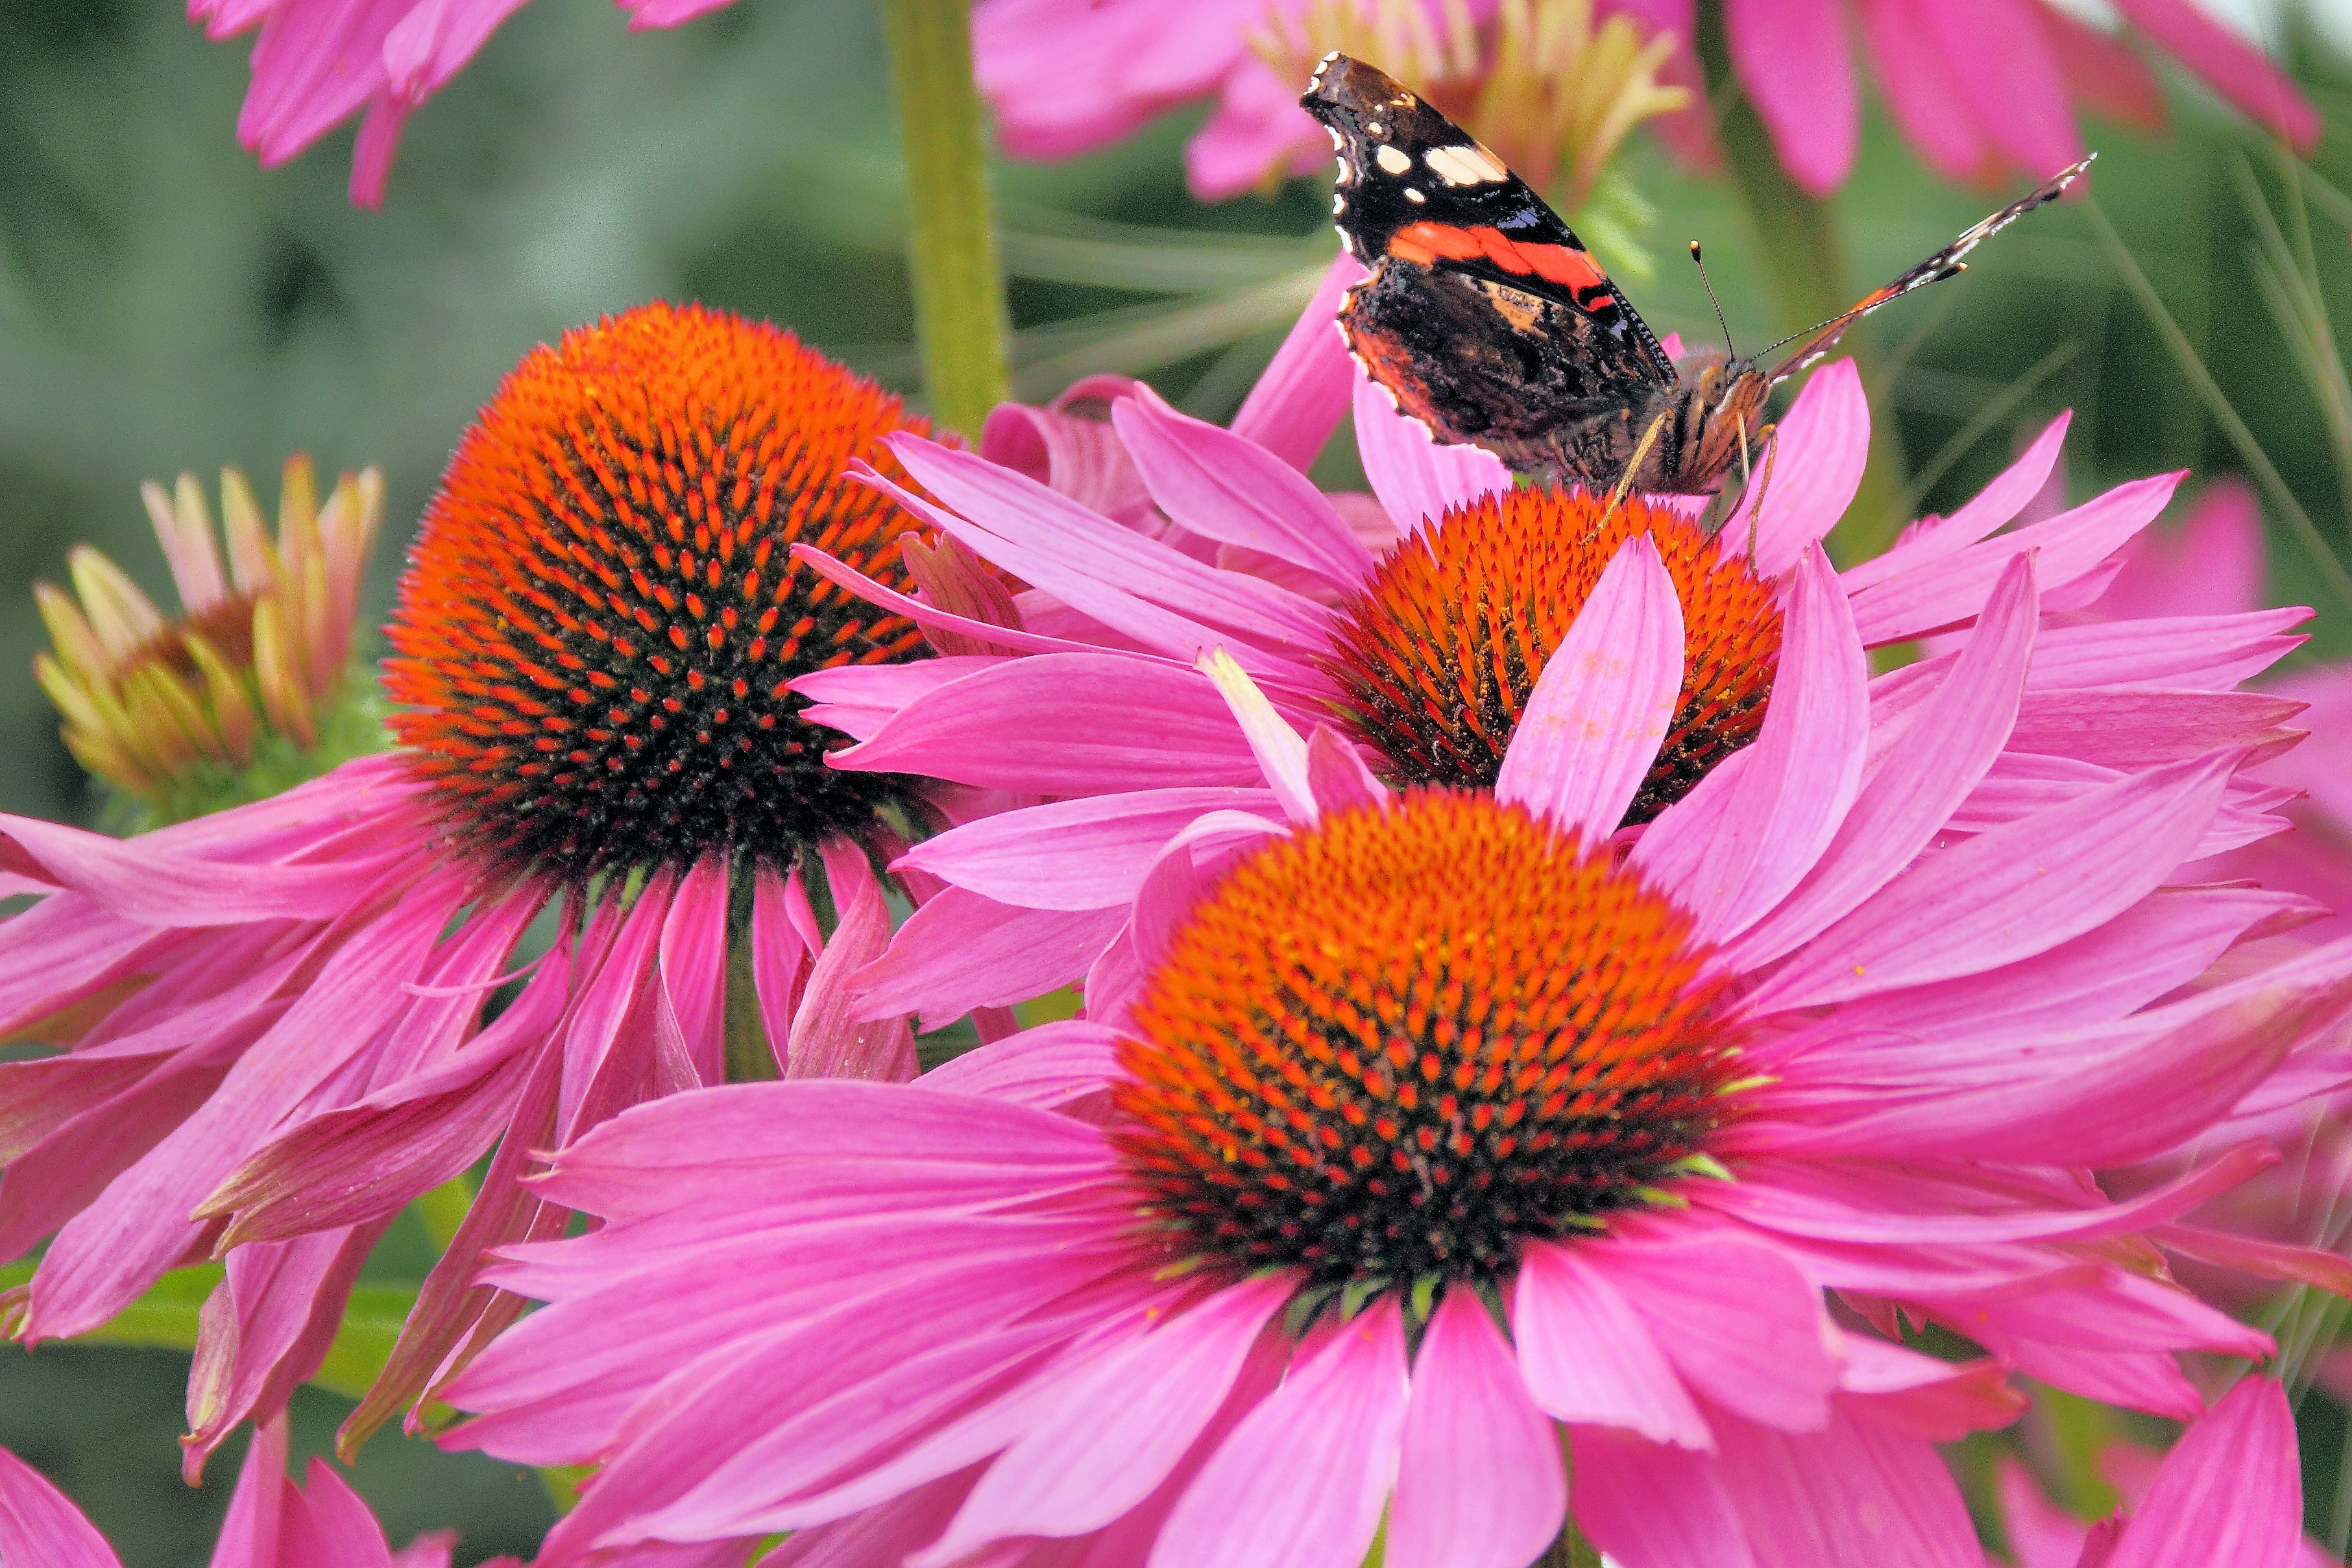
[1690,242,1737,358]
[1754,263,1968,363]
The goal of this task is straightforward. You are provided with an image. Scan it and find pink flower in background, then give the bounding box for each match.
[973,0,2318,200]
[793,257,2310,1025]
[446,571,2352,1565]
[188,0,742,206]
[1997,1379,2327,1568]
[0,1412,462,1567]
[0,305,944,1473]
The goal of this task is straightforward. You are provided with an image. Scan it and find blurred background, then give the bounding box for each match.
[8,0,2352,1560]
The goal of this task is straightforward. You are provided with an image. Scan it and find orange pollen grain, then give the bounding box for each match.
[1322,487,1782,822]
[1114,790,1743,1288]
[383,302,932,880]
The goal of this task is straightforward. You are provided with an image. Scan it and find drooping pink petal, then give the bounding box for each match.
[2038,3,2167,133]
[1305,726,1385,815]
[1856,0,1998,184]
[852,891,1124,1028]
[1150,1301,1408,1568]
[980,375,1154,524]
[1117,385,1376,591]
[1730,551,2035,968]
[2111,0,2320,149]
[2103,1377,2303,1568]
[1385,1288,1566,1568]
[1350,373,1512,538]
[1230,252,1366,472]
[1915,0,2085,182]
[1711,1401,1980,1568]
[1843,411,2072,593]
[898,788,1278,911]
[1633,547,1867,941]
[0,1443,119,1568]
[786,841,914,1081]
[1725,0,1856,193]
[1200,649,1316,825]
[1495,533,1683,840]
[1719,360,1868,577]
[1514,1240,1709,1449]
[1566,1428,1758,1568]
[1591,1234,1841,1434]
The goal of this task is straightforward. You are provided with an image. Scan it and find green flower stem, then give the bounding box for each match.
[725,921,781,1082]
[1693,1,1909,564]
[1544,1522,1608,1567]
[882,0,1012,437]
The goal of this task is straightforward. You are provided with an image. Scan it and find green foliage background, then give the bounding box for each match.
[7,0,2352,1561]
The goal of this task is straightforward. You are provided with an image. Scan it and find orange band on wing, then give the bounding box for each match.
[1389,223,1610,295]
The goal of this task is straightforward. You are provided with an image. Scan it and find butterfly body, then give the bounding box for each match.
[1302,53,2089,497]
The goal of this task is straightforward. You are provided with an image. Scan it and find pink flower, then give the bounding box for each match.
[447,544,2352,1566]
[794,257,2311,1026]
[188,0,740,207]
[0,1410,462,1567]
[975,0,2318,199]
[0,304,950,1473]
[1996,1378,2329,1568]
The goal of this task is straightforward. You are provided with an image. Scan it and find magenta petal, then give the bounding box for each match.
[0,809,393,924]
[1917,0,2084,180]
[1513,1241,1708,1449]
[2097,477,2266,620]
[1857,0,1995,184]
[1385,1289,1565,1568]
[750,865,814,1076]
[1230,252,1367,471]
[1594,1234,1839,1434]
[787,841,915,1082]
[1721,360,1868,577]
[2111,0,2320,149]
[1843,411,2071,594]
[1748,747,2238,1014]
[1728,551,2037,968]
[2104,1378,2303,1568]
[0,1444,119,1568]
[1568,1427,1757,1568]
[899,788,1278,911]
[1200,651,1316,825]
[1725,0,1855,193]
[1634,547,1867,941]
[853,892,1124,1028]
[1712,1403,1980,1568]
[919,1019,1121,1109]
[1496,534,1683,840]
[1152,1301,1408,1568]
[1305,726,1385,815]
[1115,384,1376,590]
[928,1274,1291,1558]
[1351,374,1512,537]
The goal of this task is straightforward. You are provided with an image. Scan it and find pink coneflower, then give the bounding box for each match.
[1996,1378,2325,1568]
[448,555,2352,1567]
[0,301,944,1472]
[794,258,2309,1023]
[188,0,741,206]
[975,0,2318,200]
[0,1410,458,1566]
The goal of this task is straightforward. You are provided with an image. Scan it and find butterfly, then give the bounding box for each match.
[1301,53,2091,496]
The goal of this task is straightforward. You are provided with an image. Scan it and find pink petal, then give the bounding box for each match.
[0,808,400,925]
[787,841,914,1081]
[1350,373,1512,537]
[1845,471,2181,645]
[212,1410,292,1564]
[1996,1458,2095,1568]
[1916,0,2085,180]
[1305,726,1385,815]
[1634,546,1868,941]
[1746,747,2238,1014]
[1834,1340,2024,1442]
[832,654,1263,794]
[2103,1377,2303,1568]
[2112,0,2320,149]
[1726,0,1856,193]
[1728,551,2036,968]
[927,1274,1292,1559]
[1385,1289,1566,1568]
[1594,1234,1840,1434]
[749,865,814,1077]
[1712,1403,1980,1568]
[919,1019,1120,1111]
[1231,252,1367,472]
[853,893,1124,1028]
[1719,360,1869,577]
[980,375,1153,524]
[1843,411,2071,593]
[0,1445,119,1568]
[1856,0,1998,184]
[184,1222,379,1479]
[2095,477,2266,620]
[2039,3,2167,133]
[1151,1301,1408,1568]
[1495,534,1684,841]
[1567,1428,1758,1568]
[793,544,1109,662]
[1115,385,1376,590]
[1513,1240,1709,1449]
[899,788,1276,910]
[1200,650,1316,825]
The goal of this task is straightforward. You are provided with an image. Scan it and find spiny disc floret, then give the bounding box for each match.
[1116,790,1741,1289]
[1324,488,1781,821]
[386,302,932,880]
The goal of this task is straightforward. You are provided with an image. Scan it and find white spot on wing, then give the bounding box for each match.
[1366,121,1385,138]
[1403,187,1425,204]
[1424,144,1508,186]
[1374,145,1412,176]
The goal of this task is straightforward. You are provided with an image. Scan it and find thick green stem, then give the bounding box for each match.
[882,0,1012,437]
[1693,1,1908,562]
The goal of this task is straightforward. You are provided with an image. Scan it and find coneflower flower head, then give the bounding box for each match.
[33,458,383,825]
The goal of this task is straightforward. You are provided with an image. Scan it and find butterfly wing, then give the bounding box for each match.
[1301,54,1677,463]
[1765,154,2096,385]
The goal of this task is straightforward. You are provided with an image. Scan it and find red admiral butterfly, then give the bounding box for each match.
[1302,53,2091,496]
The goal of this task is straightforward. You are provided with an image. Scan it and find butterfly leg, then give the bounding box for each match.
[1603,409,1674,525]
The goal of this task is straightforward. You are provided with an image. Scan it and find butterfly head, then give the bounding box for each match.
[1662,355,1774,496]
